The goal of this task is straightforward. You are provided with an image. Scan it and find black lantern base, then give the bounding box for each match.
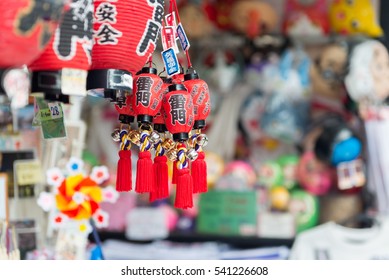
[173,132,189,142]
[154,124,167,133]
[31,70,70,104]
[137,114,153,125]
[193,120,206,130]
[119,114,134,125]
[87,69,132,103]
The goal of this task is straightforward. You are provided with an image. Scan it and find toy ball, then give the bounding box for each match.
[329,0,383,37]
[270,186,290,211]
[297,151,333,196]
[223,160,257,187]
[277,155,300,190]
[258,160,284,188]
[288,189,319,233]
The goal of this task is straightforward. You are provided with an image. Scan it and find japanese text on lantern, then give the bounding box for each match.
[54,0,93,61]
[95,0,122,45]
[137,0,164,56]
[169,95,186,125]
[136,77,154,107]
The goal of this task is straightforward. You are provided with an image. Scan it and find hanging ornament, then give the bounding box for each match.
[0,0,65,69]
[87,0,164,102]
[150,78,173,202]
[131,67,164,194]
[163,83,195,209]
[28,0,94,103]
[184,71,211,193]
[112,94,135,192]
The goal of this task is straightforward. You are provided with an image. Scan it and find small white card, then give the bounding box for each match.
[125,207,168,241]
[257,212,295,239]
[61,68,87,96]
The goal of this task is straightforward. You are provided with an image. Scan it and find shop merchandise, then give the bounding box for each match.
[290,217,389,260]
[0,0,388,261]
[329,0,382,37]
[345,39,389,214]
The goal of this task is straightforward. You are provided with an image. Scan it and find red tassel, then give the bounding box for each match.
[116,150,132,192]
[172,160,178,184]
[191,151,208,193]
[150,155,169,202]
[135,151,154,193]
[174,168,193,209]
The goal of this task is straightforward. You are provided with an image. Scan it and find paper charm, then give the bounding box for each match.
[38,158,118,235]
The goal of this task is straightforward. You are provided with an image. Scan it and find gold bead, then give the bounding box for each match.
[165,149,177,161]
[161,138,176,151]
[128,130,141,146]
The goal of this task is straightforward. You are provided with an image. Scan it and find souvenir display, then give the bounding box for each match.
[1,0,388,262]
[345,39,389,213]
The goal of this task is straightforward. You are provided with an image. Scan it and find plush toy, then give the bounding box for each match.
[309,41,349,120]
[345,39,389,117]
[329,0,383,37]
[283,0,329,37]
[229,0,279,38]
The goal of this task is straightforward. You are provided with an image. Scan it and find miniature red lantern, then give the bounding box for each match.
[184,72,211,194]
[87,0,164,102]
[115,94,135,126]
[29,0,94,103]
[132,67,164,124]
[163,84,194,209]
[0,0,65,69]
[163,84,194,142]
[183,72,211,129]
[153,77,171,133]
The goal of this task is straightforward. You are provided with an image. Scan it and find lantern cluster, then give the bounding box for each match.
[110,1,212,209]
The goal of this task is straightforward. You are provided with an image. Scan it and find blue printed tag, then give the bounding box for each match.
[177,23,190,52]
[162,48,180,77]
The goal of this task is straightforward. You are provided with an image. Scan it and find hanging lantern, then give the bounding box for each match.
[149,77,174,202]
[132,67,164,124]
[163,83,195,209]
[0,0,65,69]
[184,71,211,194]
[128,67,164,194]
[87,0,165,102]
[29,0,94,103]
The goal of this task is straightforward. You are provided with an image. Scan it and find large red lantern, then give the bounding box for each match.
[0,0,65,69]
[29,0,94,103]
[87,0,164,102]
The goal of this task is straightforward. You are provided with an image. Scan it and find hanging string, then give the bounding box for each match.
[171,0,193,69]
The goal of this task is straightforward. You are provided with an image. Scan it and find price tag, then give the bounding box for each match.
[177,23,190,52]
[162,48,180,77]
[14,160,44,186]
[61,68,87,96]
[125,207,168,241]
[48,102,63,119]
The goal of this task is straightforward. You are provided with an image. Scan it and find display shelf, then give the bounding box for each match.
[91,230,295,249]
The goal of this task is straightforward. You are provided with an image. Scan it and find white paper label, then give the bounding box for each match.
[61,68,87,96]
[257,212,296,238]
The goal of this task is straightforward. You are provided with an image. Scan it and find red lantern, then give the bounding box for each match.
[183,73,211,129]
[0,0,65,69]
[87,0,164,101]
[115,94,135,125]
[29,0,94,103]
[163,84,194,142]
[153,77,171,133]
[132,67,164,124]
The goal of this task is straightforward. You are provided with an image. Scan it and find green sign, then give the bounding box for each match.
[197,190,258,236]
